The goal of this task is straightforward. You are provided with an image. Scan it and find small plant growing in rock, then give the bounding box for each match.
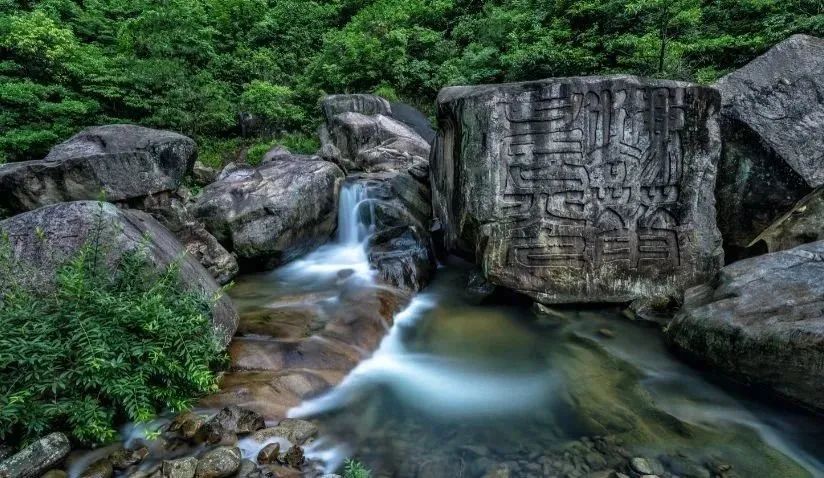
[0,215,227,446]
[343,459,372,478]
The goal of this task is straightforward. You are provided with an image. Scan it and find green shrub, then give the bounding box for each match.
[0,219,227,446]
[343,459,372,478]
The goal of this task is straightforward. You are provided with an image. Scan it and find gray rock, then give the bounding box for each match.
[0,201,238,347]
[195,447,241,478]
[630,457,655,475]
[251,419,318,446]
[321,94,392,124]
[260,146,293,164]
[714,35,824,260]
[357,171,436,291]
[80,459,113,478]
[192,156,344,269]
[108,446,149,470]
[716,34,824,188]
[0,125,195,215]
[431,75,723,303]
[131,193,238,285]
[162,457,198,478]
[202,406,265,436]
[464,268,497,304]
[390,102,436,144]
[666,240,824,413]
[192,161,218,186]
[750,187,824,254]
[0,432,70,478]
[327,113,430,173]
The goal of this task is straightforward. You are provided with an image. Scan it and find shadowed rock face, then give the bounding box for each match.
[0,125,195,215]
[714,34,824,260]
[666,240,824,414]
[431,75,723,304]
[751,187,824,254]
[0,201,238,347]
[192,157,344,270]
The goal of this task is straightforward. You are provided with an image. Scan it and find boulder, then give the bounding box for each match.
[0,432,70,478]
[714,34,824,260]
[202,406,265,436]
[195,447,241,478]
[131,193,238,285]
[320,94,392,124]
[162,457,198,478]
[79,459,114,478]
[0,125,195,215]
[327,113,430,173]
[390,101,436,144]
[0,201,238,347]
[192,156,344,269]
[750,187,824,254]
[192,161,218,186]
[666,240,824,413]
[431,75,723,303]
[251,419,318,446]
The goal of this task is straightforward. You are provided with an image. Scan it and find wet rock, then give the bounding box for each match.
[204,406,265,435]
[327,113,430,173]
[431,76,723,304]
[162,457,198,478]
[751,187,824,254]
[192,156,344,269]
[666,240,824,413]
[234,460,260,478]
[0,201,238,348]
[597,329,615,339]
[169,412,207,440]
[464,268,496,304]
[252,419,317,446]
[195,447,241,478]
[0,125,195,216]
[630,457,655,475]
[41,470,68,478]
[417,456,464,478]
[481,464,511,478]
[0,432,70,478]
[660,454,711,478]
[80,459,114,478]
[627,296,679,325]
[257,443,281,465]
[109,446,149,470]
[280,446,304,469]
[714,34,824,260]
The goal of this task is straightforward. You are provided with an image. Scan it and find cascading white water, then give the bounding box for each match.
[277,181,375,282]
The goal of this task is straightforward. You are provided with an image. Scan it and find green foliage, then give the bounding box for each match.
[0,212,226,446]
[246,134,321,166]
[0,0,821,162]
[343,459,372,478]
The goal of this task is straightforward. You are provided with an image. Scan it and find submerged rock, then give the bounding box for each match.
[252,419,318,446]
[666,240,824,413]
[0,125,195,216]
[0,432,70,478]
[192,156,344,269]
[431,75,723,303]
[0,201,238,347]
[714,34,824,260]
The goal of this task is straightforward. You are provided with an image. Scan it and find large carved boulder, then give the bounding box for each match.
[666,240,824,413]
[0,125,195,215]
[714,34,824,260]
[192,156,344,270]
[0,201,238,347]
[431,76,723,303]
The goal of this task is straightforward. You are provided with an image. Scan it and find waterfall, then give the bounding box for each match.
[337,181,374,245]
[276,181,375,282]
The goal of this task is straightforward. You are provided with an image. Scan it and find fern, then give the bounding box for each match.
[0,214,227,446]
[343,459,372,478]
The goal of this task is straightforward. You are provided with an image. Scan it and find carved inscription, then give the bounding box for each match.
[500,83,686,271]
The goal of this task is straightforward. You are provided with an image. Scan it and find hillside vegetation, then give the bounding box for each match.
[1,0,821,163]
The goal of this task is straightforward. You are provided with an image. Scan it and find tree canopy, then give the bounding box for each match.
[1,0,821,162]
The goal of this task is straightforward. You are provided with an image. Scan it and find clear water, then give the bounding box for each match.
[231,181,824,477]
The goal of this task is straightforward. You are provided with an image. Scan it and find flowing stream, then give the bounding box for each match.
[230,182,824,478]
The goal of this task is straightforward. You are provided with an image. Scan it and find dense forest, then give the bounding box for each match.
[1,0,822,165]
